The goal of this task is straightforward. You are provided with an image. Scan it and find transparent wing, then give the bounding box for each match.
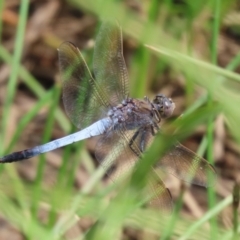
[58,42,109,129]
[95,130,137,180]
[157,143,217,187]
[93,21,129,106]
[128,124,216,187]
[146,169,173,212]
[95,128,173,211]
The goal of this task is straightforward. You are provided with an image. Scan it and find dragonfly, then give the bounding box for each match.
[0,22,216,210]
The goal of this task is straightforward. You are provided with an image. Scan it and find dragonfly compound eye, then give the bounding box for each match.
[153,94,175,118]
[161,98,175,118]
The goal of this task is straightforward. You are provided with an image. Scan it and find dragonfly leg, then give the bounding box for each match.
[129,124,159,156]
[129,129,141,157]
[129,127,150,153]
[139,129,148,152]
[139,125,158,152]
[153,122,160,132]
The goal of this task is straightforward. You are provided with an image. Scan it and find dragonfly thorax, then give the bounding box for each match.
[107,98,155,130]
[107,98,136,123]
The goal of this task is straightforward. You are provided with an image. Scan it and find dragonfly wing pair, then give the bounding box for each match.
[58,22,128,129]
[95,127,173,211]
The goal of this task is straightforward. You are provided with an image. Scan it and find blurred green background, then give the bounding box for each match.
[0,0,240,239]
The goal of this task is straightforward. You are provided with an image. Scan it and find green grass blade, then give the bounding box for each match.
[207,0,221,238]
[179,196,232,240]
[1,0,29,150]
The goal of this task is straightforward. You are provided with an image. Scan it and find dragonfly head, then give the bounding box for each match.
[153,94,175,119]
